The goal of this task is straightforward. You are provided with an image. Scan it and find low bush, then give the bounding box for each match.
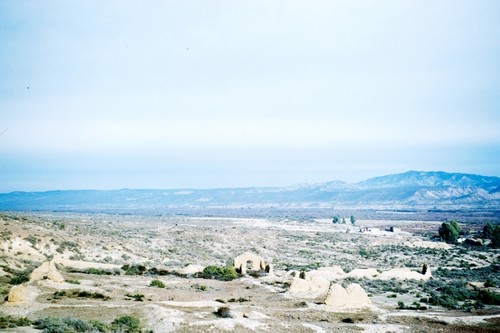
[9,270,31,285]
[0,314,32,329]
[122,264,147,276]
[149,279,165,288]
[34,315,151,333]
[111,315,142,333]
[198,265,238,281]
[51,290,110,301]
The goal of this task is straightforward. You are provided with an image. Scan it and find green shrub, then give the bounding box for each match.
[439,221,460,243]
[65,279,80,285]
[149,279,165,288]
[9,270,31,285]
[0,314,32,329]
[199,265,238,281]
[34,317,95,333]
[111,315,142,333]
[34,315,150,333]
[122,264,147,276]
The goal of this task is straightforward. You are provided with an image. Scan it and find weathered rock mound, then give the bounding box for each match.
[288,272,330,299]
[233,252,266,275]
[29,261,64,283]
[7,284,38,303]
[324,283,371,310]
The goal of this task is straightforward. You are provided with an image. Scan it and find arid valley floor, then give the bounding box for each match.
[0,213,499,332]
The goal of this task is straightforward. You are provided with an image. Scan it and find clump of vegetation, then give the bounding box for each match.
[397,301,427,310]
[359,247,378,259]
[0,314,32,329]
[111,315,145,333]
[122,264,147,276]
[191,283,207,291]
[198,265,238,281]
[422,279,500,309]
[51,290,110,301]
[483,223,495,239]
[228,297,250,303]
[66,267,119,275]
[34,315,151,333]
[56,240,79,254]
[149,279,165,288]
[9,269,32,285]
[24,235,39,247]
[125,293,145,301]
[438,220,461,244]
[65,279,80,285]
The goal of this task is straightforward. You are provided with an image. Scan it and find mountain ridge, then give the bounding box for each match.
[1,171,499,213]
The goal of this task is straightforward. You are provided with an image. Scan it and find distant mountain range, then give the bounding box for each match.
[1,171,499,214]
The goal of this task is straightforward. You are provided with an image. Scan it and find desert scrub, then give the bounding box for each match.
[56,240,78,253]
[0,314,32,329]
[422,279,500,309]
[51,290,110,301]
[66,267,119,275]
[34,315,151,333]
[122,264,147,275]
[65,279,80,285]
[9,269,32,285]
[149,279,165,288]
[198,265,238,281]
[24,235,39,247]
[125,293,145,301]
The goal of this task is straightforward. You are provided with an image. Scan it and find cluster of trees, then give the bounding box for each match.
[439,220,500,248]
[332,215,356,225]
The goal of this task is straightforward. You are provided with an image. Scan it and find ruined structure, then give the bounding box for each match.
[324,283,371,310]
[233,252,265,275]
[29,261,64,283]
[7,284,38,303]
[378,263,431,281]
[288,271,331,299]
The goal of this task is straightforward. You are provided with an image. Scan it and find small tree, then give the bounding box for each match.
[483,223,494,239]
[332,215,339,224]
[491,226,500,248]
[439,221,460,244]
[350,215,356,225]
[341,217,346,224]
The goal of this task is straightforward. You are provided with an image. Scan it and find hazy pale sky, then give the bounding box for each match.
[1,1,499,191]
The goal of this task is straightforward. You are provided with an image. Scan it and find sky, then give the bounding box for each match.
[1,1,499,192]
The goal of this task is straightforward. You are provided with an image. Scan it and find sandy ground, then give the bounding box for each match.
[0,213,499,332]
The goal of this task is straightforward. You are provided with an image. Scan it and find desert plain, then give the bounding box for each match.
[0,212,499,332]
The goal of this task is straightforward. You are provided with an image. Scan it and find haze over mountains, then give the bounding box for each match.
[1,171,499,215]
